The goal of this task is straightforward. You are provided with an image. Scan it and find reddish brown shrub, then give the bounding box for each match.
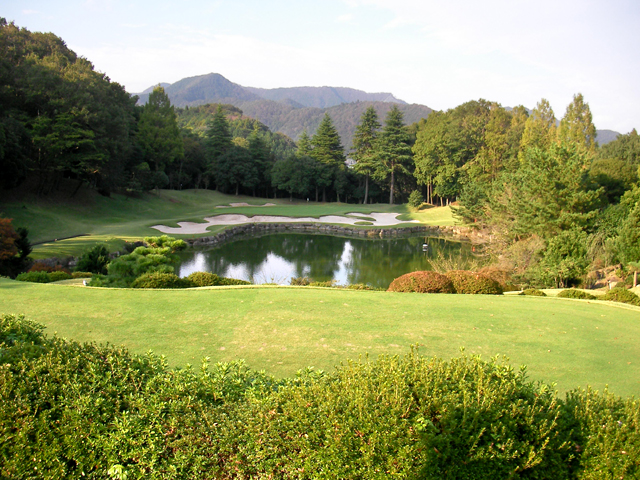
[28,263,71,274]
[387,271,455,293]
[445,270,503,295]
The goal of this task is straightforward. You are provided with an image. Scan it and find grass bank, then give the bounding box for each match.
[0,188,454,258]
[1,277,638,397]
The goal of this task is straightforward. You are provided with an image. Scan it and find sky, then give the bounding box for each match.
[4,0,640,133]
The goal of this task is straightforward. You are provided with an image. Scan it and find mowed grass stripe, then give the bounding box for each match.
[1,278,639,396]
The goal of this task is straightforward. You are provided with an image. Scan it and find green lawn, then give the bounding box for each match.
[1,188,454,258]
[2,277,639,397]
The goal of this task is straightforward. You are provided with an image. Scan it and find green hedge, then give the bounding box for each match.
[601,287,640,306]
[388,271,455,293]
[557,289,597,300]
[2,314,639,479]
[187,271,251,287]
[130,272,192,289]
[444,270,503,295]
[520,288,547,296]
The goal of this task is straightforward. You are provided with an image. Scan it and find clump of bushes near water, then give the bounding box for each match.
[1,313,638,479]
[388,271,456,293]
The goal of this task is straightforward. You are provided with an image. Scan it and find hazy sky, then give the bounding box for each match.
[5,0,640,133]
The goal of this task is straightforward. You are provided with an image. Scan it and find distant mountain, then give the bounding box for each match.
[134,73,430,148]
[236,100,431,149]
[244,85,406,109]
[135,73,261,106]
[596,129,620,146]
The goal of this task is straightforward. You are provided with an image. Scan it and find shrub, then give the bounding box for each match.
[408,190,423,208]
[445,270,503,295]
[186,271,251,287]
[309,280,338,288]
[71,271,93,279]
[557,289,597,300]
[601,287,640,306]
[15,271,51,283]
[388,271,455,293]
[47,271,72,282]
[187,271,223,287]
[28,263,70,274]
[290,276,312,286]
[130,272,192,289]
[520,288,547,296]
[477,266,519,291]
[218,276,251,286]
[75,244,110,274]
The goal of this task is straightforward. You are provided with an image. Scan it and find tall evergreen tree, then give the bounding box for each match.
[137,86,183,175]
[310,114,345,201]
[297,129,312,156]
[351,106,381,204]
[205,105,233,189]
[557,93,597,154]
[518,99,557,158]
[375,106,412,204]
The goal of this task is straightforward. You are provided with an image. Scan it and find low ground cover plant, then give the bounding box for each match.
[388,271,455,293]
[1,313,638,479]
[601,287,640,306]
[557,289,597,300]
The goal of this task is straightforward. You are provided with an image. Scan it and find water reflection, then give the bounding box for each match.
[176,233,474,289]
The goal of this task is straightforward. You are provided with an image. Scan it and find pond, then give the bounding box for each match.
[176,233,478,289]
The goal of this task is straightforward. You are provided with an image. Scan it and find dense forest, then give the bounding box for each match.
[1,19,639,287]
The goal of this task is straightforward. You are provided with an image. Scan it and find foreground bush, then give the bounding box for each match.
[185,271,251,287]
[75,244,110,274]
[2,314,639,479]
[601,287,640,306]
[130,272,192,289]
[388,271,455,293]
[557,289,597,300]
[444,270,503,294]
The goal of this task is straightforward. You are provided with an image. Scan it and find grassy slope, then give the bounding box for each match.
[0,188,454,258]
[2,278,639,397]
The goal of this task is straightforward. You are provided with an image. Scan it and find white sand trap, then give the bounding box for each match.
[151,212,417,235]
[216,202,276,208]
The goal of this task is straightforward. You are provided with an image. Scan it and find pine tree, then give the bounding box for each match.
[297,129,312,156]
[205,105,232,189]
[351,106,381,204]
[558,93,597,154]
[137,86,183,174]
[374,106,412,204]
[519,99,557,157]
[310,113,345,201]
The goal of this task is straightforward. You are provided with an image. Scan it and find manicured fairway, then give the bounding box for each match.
[2,278,639,397]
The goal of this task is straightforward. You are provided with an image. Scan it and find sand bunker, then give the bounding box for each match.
[215,202,277,208]
[152,212,418,235]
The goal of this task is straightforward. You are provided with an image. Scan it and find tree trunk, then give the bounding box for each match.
[389,170,395,204]
[634,271,638,288]
[363,175,369,205]
[323,187,326,203]
[235,183,239,196]
[315,186,319,202]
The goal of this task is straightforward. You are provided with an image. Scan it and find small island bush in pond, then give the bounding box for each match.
[520,288,547,296]
[444,270,503,295]
[388,271,455,293]
[557,289,597,300]
[131,272,192,289]
[601,287,640,306]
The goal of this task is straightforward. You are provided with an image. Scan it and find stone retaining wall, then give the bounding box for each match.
[186,223,477,248]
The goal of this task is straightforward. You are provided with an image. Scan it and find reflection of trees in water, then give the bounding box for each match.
[177,233,475,287]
